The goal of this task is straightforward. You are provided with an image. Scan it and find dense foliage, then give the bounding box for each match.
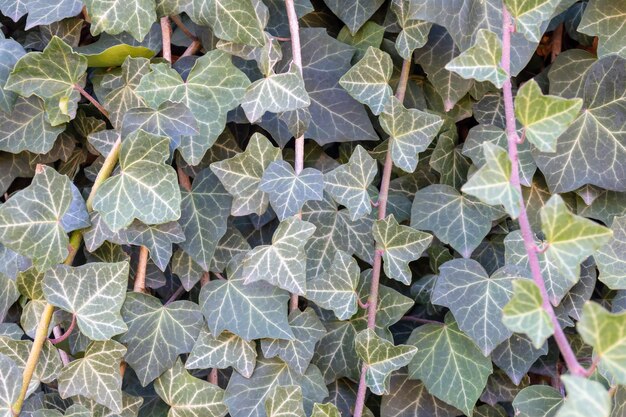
[0,1,624,417]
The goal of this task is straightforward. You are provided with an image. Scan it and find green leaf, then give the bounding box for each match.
[5,37,87,126]
[265,385,305,417]
[444,29,507,88]
[373,215,432,285]
[187,327,257,378]
[154,359,227,417]
[0,38,25,113]
[211,133,282,216]
[80,44,155,68]
[102,57,151,130]
[0,337,61,393]
[120,292,204,386]
[502,280,554,349]
[379,96,443,173]
[322,0,384,34]
[0,354,22,417]
[534,56,626,192]
[136,51,250,165]
[83,0,156,42]
[312,320,360,383]
[410,184,501,258]
[243,217,315,295]
[541,194,612,282]
[200,257,293,341]
[0,165,72,270]
[513,385,563,417]
[324,146,377,221]
[339,47,393,115]
[355,329,417,395]
[492,334,547,385]
[503,0,561,42]
[179,168,231,271]
[306,250,360,320]
[58,340,126,413]
[311,403,340,417]
[390,0,431,60]
[258,161,324,221]
[337,21,385,61]
[407,314,493,416]
[461,143,521,218]
[578,0,626,59]
[514,79,582,152]
[555,376,611,417]
[261,308,326,375]
[242,66,310,123]
[0,275,18,323]
[42,262,129,341]
[92,130,181,231]
[430,128,471,189]
[595,215,626,289]
[0,0,82,30]
[548,49,596,100]
[432,258,527,355]
[224,356,328,417]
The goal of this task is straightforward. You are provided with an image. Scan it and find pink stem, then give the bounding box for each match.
[74,84,109,118]
[500,6,586,377]
[209,368,218,385]
[161,17,172,63]
[164,286,185,306]
[48,314,76,345]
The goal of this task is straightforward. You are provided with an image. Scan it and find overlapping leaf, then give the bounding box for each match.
[595,215,626,289]
[83,0,156,42]
[502,280,554,349]
[322,0,384,34]
[265,385,305,417]
[512,385,563,417]
[0,337,61,393]
[0,38,25,113]
[503,0,561,42]
[0,0,82,30]
[555,376,611,417]
[578,0,626,59]
[0,354,22,417]
[187,327,257,378]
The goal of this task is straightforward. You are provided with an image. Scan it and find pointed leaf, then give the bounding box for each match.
[0,0,82,31]
[102,57,151,130]
[265,385,305,417]
[492,334,548,385]
[595,215,626,290]
[0,337,61,392]
[513,385,563,417]
[391,0,431,60]
[187,327,257,378]
[311,403,340,417]
[555,376,611,417]
[0,354,23,417]
[503,0,561,42]
[578,0,626,59]
[502,280,554,349]
[322,0,384,34]
[83,0,156,41]
[312,320,359,383]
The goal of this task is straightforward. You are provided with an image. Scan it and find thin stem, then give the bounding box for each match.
[133,246,149,293]
[500,6,586,378]
[74,84,109,118]
[49,314,76,345]
[170,15,197,41]
[551,23,564,63]
[85,138,122,211]
[161,17,172,63]
[209,368,218,385]
[177,166,192,191]
[164,286,186,306]
[181,39,202,57]
[51,326,71,365]
[353,58,412,417]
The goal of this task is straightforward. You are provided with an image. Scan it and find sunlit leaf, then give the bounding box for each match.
[503,0,561,42]
[502,280,554,349]
[595,215,626,290]
[83,0,156,42]
[555,376,611,417]
[0,354,23,417]
[265,385,305,417]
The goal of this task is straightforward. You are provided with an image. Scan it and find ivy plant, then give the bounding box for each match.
[0,1,624,417]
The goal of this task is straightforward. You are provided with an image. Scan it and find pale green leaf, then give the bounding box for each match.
[373,215,432,285]
[504,0,561,42]
[211,133,282,216]
[390,0,431,60]
[311,403,340,417]
[58,340,126,413]
[187,326,257,378]
[324,146,377,221]
[0,38,25,113]
[120,292,203,386]
[0,337,61,393]
[322,0,384,34]
[42,262,129,341]
[514,79,582,152]
[312,320,359,383]
[407,314,493,416]
[0,275,18,323]
[445,29,507,88]
[243,217,315,295]
[83,0,156,41]
[93,130,181,231]
[430,128,471,189]
[555,376,611,417]
[513,385,563,417]
[258,161,324,221]
[155,359,227,417]
[339,47,393,115]
[102,57,151,130]
[578,0,626,59]
[0,0,82,31]
[265,385,305,417]
[379,96,443,173]
[0,354,22,417]
[336,21,385,61]
[595,215,626,290]
[70,393,143,417]
[502,280,554,349]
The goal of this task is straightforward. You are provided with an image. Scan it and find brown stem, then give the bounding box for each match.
[74,84,109,118]
[209,368,218,385]
[133,246,149,293]
[170,15,198,41]
[177,166,192,191]
[181,39,202,57]
[551,23,564,63]
[164,286,186,306]
[51,326,71,365]
[161,17,172,63]
[48,314,76,345]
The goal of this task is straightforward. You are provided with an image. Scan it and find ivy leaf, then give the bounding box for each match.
[210,222,252,273]
[0,276,18,323]
[534,56,626,193]
[379,96,443,173]
[502,280,554,349]
[578,302,626,385]
[57,340,126,413]
[548,49,596,100]
[258,161,324,221]
[312,320,360,383]
[555,376,611,417]
[224,356,328,417]
[179,168,231,271]
[211,133,282,216]
[42,262,129,341]
[311,403,341,417]
[154,359,227,417]
[120,292,204,386]
[373,215,432,285]
[339,47,393,116]
[595,215,626,290]
[0,354,19,417]
[136,51,250,165]
[5,37,87,126]
[93,130,181,231]
[355,329,417,395]
[69,394,143,417]
[410,184,501,258]
[407,314,493,416]
[541,194,612,282]
[514,79,582,152]
[102,57,151,130]
[242,66,310,123]
[0,0,82,30]
[322,0,383,34]
[324,146,377,221]
[200,258,293,341]
[492,334,548,385]
[390,0,432,60]
[578,0,626,59]
[461,143,521,218]
[0,38,25,113]
[187,327,257,378]
[243,217,315,295]
[261,308,326,375]
[445,29,507,88]
[0,337,61,393]
[0,165,72,270]
[503,0,561,42]
[432,259,527,355]
[306,250,360,320]
[512,385,563,417]
[83,0,156,42]
[265,385,305,417]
